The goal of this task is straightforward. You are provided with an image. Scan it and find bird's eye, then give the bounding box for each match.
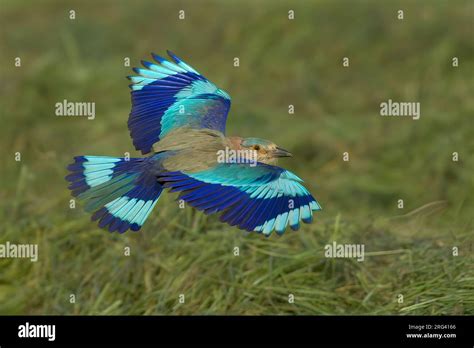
[253,145,260,151]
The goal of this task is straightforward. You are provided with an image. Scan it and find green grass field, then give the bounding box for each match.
[1,0,473,315]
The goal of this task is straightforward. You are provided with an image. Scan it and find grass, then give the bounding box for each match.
[0,0,473,315]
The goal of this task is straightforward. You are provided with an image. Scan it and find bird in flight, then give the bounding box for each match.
[66,51,321,236]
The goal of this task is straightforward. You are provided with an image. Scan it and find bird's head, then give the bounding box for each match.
[240,137,292,164]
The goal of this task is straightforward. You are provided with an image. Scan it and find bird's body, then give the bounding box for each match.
[66,51,321,236]
[153,128,232,172]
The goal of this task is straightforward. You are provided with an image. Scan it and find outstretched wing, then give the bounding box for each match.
[158,163,321,236]
[127,51,231,154]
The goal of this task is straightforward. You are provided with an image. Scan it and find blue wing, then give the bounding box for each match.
[127,51,231,154]
[158,163,321,236]
[66,155,164,233]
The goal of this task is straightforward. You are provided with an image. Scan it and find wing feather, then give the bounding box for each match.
[128,51,231,154]
[158,163,321,236]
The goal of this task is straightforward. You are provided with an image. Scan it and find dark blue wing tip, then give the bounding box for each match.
[73,156,86,162]
[290,224,300,231]
[166,50,181,63]
[117,222,130,234]
[93,207,145,233]
[130,223,141,231]
[151,52,166,63]
[67,162,84,171]
[141,60,153,69]
[92,207,107,222]
[107,218,123,233]
[275,229,285,236]
[65,172,81,182]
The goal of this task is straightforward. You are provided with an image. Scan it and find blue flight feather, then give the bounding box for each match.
[127,52,231,154]
[158,163,321,235]
[66,154,165,233]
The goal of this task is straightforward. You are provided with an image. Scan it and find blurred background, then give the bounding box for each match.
[0,0,473,315]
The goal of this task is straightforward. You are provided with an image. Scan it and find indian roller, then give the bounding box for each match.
[66,51,322,236]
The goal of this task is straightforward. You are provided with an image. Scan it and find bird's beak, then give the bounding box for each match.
[272,147,293,158]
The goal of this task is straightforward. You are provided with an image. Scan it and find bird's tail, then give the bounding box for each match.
[65,155,163,233]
